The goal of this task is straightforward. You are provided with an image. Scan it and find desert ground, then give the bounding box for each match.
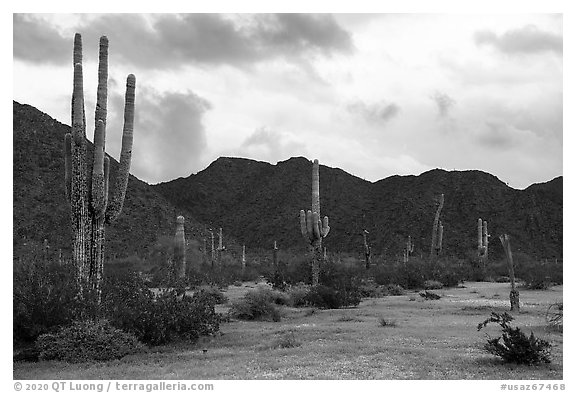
[14,281,562,380]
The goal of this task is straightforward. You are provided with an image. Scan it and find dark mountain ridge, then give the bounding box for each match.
[14,101,562,264]
[13,101,220,262]
[154,158,562,261]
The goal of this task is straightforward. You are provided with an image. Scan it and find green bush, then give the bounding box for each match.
[358,281,388,298]
[36,319,143,363]
[229,289,282,322]
[477,312,552,365]
[304,285,361,309]
[378,317,397,327]
[384,284,405,296]
[269,331,301,349]
[197,285,227,304]
[102,273,219,345]
[13,258,82,344]
[424,280,443,290]
[286,284,311,307]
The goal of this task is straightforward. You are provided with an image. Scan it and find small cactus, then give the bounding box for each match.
[299,159,330,285]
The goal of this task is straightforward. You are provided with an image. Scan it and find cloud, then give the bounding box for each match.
[107,86,211,183]
[475,122,530,150]
[13,14,70,65]
[347,100,400,124]
[258,13,353,57]
[430,91,456,118]
[238,127,307,163]
[474,25,562,56]
[14,14,353,70]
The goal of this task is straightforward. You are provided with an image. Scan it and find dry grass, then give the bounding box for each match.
[14,282,563,380]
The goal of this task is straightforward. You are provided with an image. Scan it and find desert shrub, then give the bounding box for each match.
[197,285,227,304]
[424,280,443,290]
[13,258,82,344]
[429,257,467,287]
[317,257,363,307]
[286,284,311,307]
[102,273,219,345]
[545,302,563,332]
[36,319,143,363]
[358,281,388,298]
[384,284,405,296]
[378,317,397,327]
[229,289,282,322]
[255,286,291,306]
[269,331,301,349]
[514,253,562,289]
[419,290,441,300]
[477,312,552,365]
[265,254,312,286]
[391,258,426,289]
[304,285,361,309]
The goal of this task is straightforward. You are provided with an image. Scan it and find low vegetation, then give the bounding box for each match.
[477,312,552,365]
[36,320,143,363]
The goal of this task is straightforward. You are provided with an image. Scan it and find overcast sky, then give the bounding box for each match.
[13,13,562,189]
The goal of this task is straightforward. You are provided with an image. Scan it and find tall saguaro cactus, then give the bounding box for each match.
[174,216,186,279]
[299,159,330,285]
[64,33,136,301]
[430,194,444,258]
[499,234,519,312]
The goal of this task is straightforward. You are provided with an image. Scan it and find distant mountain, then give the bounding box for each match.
[153,157,562,261]
[13,101,562,265]
[13,101,214,262]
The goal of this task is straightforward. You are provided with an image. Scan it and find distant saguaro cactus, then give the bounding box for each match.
[430,194,444,258]
[174,216,186,279]
[64,33,136,302]
[217,227,224,266]
[242,245,246,271]
[299,159,330,285]
[403,235,414,264]
[478,218,489,259]
[499,234,519,312]
[362,230,371,269]
[273,241,279,268]
[210,229,215,267]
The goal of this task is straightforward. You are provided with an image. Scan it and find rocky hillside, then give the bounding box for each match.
[14,101,562,264]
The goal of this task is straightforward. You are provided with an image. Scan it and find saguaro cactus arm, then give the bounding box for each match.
[105,74,136,223]
[321,216,330,237]
[91,120,108,218]
[300,210,329,243]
